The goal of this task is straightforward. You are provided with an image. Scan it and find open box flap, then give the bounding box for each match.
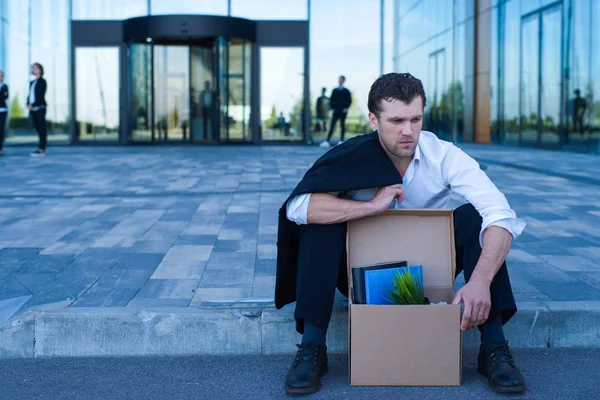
[347,209,456,290]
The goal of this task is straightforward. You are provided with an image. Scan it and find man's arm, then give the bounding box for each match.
[286,184,404,225]
[442,145,526,330]
[453,225,512,330]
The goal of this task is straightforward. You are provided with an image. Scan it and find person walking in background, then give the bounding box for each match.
[320,75,352,148]
[315,87,329,133]
[0,71,8,156]
[27,62,47,157]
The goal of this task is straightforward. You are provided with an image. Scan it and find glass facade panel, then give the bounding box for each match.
[231,0,308,20]
[396,0,458,142]
[310,0,379,143]
[220,38,251,142]
[260,47,304,141]
[130,43,152,142]
[591,0,600,152]
[566,0,592,148]
[75,47,120,142]
[490,6,499,143]
[5,0,69,146]
[502,0,520,145]
[154,45,190,141]
[5,0,32,145]
[190,45,217,141]
[0,0,8,73]
[150,0,227,16]
[72,0,147,20]
[540,5,561,145]
[520,15,540,145]
[31,0,70,139]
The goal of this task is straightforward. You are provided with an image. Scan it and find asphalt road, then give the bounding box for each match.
[0,349,598,399]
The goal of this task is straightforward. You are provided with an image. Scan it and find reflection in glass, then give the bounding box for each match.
[221,38,251,141]
[130,43,152,141]
[490,6,499,143]
[591,0,600,152]
[154,45,190,141]
[566,0,591,148]
[540,6,561,145]
[190,45,216,141]
[76,48,119,141]
[520,15,539,145]
[502,0,520,145]
[72,0,147,20]
[150,0,227,16]
[260,47,304,141]
[426,48,453,141]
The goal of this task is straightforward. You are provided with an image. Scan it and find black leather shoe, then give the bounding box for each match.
[285,343,328,395]
[478,341,525,393]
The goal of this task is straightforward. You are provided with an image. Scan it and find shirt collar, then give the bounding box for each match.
[413,141,422,162]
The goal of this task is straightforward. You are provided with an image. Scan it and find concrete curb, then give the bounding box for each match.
[1,301,598,358]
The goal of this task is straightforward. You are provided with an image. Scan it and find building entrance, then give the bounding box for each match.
[129,37,251,144]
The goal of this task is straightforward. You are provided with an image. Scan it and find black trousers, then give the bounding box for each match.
[294,203,517,334]
[31,108,48,150]
[0,111,6,150]
[327,111,347,142]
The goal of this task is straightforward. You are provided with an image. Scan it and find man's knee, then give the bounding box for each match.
[454,203,482,226]
[299,223,347,253]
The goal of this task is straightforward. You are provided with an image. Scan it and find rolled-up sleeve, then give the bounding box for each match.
[286,193,312,225]
[441,146,526,247]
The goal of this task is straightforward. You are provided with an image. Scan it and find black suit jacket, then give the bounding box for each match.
[26,78,47,108]
[0,84,8,109]
[274,131,403,309]
[330,87,352,112]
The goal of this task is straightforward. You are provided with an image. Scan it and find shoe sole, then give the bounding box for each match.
[284,367,328,396]
[478,368,525,394]
[284,382,321,396]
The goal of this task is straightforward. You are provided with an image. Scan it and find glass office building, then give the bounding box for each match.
[1,0,598,153]
[394,0,600,153]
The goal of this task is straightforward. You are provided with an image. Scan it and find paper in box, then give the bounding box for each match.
[346,209,462,386]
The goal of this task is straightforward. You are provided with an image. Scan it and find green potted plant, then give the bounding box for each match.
[386,268,429,305]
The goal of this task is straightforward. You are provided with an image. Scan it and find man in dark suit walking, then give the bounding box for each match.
[320,75,352,148]
[27,62,47,157]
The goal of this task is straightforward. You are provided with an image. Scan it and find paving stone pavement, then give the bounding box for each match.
[0,143,599,321]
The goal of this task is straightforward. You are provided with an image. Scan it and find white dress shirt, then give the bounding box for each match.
[286,130,526,247]
[29,79,37,105]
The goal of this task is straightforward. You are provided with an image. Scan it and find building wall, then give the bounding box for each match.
[395,0,600,153]
[394,0,476,144]
[491,0,600,153]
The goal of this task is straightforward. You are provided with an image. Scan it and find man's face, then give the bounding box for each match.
[368,96,423,160]
[338,77,345,86]
[0,72,4,81]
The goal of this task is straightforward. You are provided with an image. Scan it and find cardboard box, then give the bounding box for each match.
[347,209,462,386]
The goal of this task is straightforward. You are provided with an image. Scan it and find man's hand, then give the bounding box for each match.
[27,105,33,111]
[452,279,492,331]
[367,184,404,214]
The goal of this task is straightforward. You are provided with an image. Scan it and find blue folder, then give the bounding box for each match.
[364,265,424,305]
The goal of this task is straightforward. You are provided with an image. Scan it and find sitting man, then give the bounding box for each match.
[275,73,526,395]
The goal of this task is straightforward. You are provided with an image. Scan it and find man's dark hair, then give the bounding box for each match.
[32,62,44,76]
[339,75,346,81]
[368,72,426,117]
